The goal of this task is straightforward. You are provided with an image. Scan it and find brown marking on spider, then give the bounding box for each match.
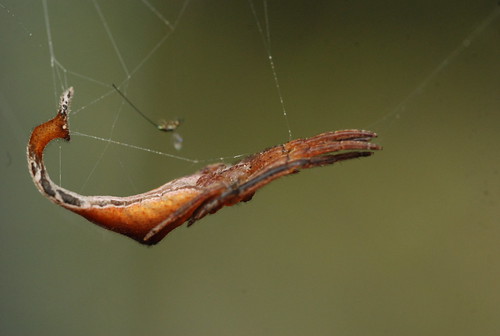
[27,88,381,245]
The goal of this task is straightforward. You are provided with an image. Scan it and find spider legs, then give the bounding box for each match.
[284,130,379,159]
[142,130,381,244]
[187,151,374,225]
[185,130,381,226]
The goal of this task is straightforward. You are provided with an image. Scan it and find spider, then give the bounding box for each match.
[27,87,381,245]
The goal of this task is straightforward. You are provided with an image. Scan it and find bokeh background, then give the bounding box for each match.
[1,1,499,335]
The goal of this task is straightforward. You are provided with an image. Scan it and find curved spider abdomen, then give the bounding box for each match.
[27,88,381,245]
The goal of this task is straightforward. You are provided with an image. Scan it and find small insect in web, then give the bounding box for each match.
[27,88,381,245]
[112,84,183,150]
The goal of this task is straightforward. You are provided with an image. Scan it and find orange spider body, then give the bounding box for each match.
[28,88,381,245]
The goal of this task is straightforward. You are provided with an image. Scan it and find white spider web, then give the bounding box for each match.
[3,1,499,197]
[39,0,294,194]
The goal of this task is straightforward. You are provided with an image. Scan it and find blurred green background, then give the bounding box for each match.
[1,1,499,335]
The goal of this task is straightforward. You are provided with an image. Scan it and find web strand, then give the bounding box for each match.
[72,132,247,164]
[141,0,175,30]
[249,0,292,140]
[93,0,130,77]
[368,5,500,131]
[42,0,57,102]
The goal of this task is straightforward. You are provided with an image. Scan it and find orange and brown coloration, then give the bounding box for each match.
[28,87,381,245]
